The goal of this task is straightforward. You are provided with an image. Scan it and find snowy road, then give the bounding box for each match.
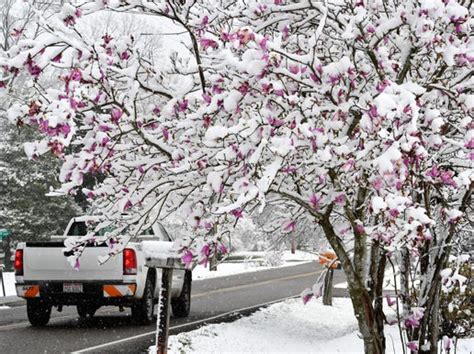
[0,262,347,353]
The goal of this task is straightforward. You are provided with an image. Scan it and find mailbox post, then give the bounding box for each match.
[0,264,5,297]
[318,251,341,306]
[146,256,186,354]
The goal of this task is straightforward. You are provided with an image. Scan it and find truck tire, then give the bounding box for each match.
[27,299,52,327]
[171,270,192,318]
[77,304,98,319]
[132,277,155,325]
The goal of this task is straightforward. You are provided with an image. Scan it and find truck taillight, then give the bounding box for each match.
[15,250,24,276]
[123,248,137,275]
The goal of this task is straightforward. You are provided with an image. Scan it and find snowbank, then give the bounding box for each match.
[0,272,15,297]
[193,250,315,280]
[153,298,474,354]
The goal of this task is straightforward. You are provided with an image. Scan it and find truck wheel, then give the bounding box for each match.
[77,304,97,319]
[172,270,192,318]
[132,277,155,325]
[27,299,52,327]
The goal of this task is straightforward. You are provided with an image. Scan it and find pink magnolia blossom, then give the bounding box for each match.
[334,193,345,206]
[111,108,123,124]
[302,293,312,305]
[200,38,218,50]
[355,223,365,235]
[368,105,378,118]
[218,243,228,254]
[282,220,296,232]
[177,99,188,112]
[385,295,396,307]
[309,194,320,210]
[162,127,170,141]
[123,200,132,211]
[289,65,300,75]
[231,209,243,219]
[11,28,22,38]
[267,117,284,127]
[407,341,418,353]
[440,171,456,187]
[405,307,424,329]
[70,68,82,81]
[73,257,80,271]
[181,250,194,269]
[443,336,452,351]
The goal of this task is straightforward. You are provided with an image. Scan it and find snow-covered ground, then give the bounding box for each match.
[156,298,474,354]
[335,266,399,291]
[0,272,15,297]
[193,250,315,280]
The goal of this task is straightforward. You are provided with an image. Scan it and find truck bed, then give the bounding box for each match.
[23,242,123,281]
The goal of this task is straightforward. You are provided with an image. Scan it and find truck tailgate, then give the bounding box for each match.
[23,242,123,281]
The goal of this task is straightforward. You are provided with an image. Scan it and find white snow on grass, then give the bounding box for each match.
[0,305,10,310]
[0,272,15,297]
[335,266,399,291]
[155,298,474,354]
[193,250,315,280]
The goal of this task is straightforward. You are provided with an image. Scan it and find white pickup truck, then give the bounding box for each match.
[14,217,191,327]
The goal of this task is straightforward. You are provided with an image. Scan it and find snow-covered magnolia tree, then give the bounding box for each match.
[1,1,472,353]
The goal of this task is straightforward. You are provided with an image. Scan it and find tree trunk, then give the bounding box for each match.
[323,268,334,306]
[399,247,411,315]
[209,250,217,271]
[319,218,385,354]
[372,248,387,353]
[291,238,296,254]
[422,281,440,354]
[2,237,12,271]
[348,286,385,354]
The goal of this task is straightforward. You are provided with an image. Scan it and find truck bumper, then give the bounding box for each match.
[16,282,137,305]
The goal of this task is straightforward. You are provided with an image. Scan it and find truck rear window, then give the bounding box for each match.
[67,222,88,236]
[66,221,131,236]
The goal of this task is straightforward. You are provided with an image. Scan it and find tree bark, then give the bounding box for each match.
[348,285,385,354]
[209,247,217,271]
[426,282,441,354]
[320,218,384,354]
[374,251,387,353]
[399,247,411,316]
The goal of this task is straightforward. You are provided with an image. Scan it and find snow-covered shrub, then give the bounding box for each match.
[439,257,473,342]
[264,249,284,267]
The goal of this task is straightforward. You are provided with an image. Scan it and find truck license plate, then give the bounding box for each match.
[63,283,83,293]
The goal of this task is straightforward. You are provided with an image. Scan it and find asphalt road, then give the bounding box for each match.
[0,262,347,353]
